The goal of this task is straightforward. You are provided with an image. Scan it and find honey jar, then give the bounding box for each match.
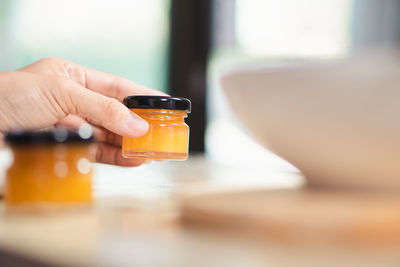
[4,127,94,211]
[122,96,191,161]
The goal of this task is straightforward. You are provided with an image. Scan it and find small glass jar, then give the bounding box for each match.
[4,128,94,212]
[122,96,191,161]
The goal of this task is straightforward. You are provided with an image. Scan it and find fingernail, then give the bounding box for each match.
[125,112,149,136]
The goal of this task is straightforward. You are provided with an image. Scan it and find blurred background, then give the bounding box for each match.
[3,2,400,265]
[0,0,397,170]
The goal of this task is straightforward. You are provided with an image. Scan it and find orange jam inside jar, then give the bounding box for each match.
[122,96,191,161]
[4,128,94,211]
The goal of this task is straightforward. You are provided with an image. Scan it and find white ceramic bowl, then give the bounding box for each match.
[221,52,400,190]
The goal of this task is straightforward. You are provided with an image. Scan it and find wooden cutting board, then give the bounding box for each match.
[181,188,400,245]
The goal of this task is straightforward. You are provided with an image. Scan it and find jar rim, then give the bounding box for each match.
[123,95,191,113]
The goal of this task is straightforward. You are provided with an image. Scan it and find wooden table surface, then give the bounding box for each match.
[1,156,400,267]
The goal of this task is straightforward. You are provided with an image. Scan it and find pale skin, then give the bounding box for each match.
[0,58,167,166]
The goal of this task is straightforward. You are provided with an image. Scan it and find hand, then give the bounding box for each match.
[0,58,167,166]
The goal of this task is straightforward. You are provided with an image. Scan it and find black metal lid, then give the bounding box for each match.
[123,96,191,113]
[5,127,94,145]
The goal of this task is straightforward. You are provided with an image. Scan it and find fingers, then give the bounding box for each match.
[59,117,123,147]
[58,115,86,128]
[58,115,138,167]
[92,127,122,146]
[81,66,169,101]
[20,58,169,102]
[95,143,145,167]
[57,117,145,167]
[59,79,149,138]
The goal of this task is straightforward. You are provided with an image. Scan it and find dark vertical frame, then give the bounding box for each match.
[168,0,212,153]
[352,0,400,49]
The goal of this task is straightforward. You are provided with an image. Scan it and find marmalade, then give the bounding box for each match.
[122,96,191,161]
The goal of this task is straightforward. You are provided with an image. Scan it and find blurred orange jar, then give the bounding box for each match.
[4,128,94,211]
[122,96,191,161]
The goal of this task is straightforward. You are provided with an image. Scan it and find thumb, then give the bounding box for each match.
[61,80,148,138]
